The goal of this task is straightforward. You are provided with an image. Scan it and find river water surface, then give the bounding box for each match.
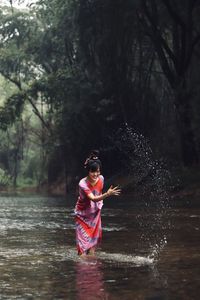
[0,194,199,299]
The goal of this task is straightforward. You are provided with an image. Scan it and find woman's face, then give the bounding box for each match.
[88,168,100,183]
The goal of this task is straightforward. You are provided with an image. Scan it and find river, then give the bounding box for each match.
[0,194,199,299]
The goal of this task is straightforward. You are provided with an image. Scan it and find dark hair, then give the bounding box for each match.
[84,150,102,172]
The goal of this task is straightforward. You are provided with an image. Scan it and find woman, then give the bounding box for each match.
[75,150,121,256]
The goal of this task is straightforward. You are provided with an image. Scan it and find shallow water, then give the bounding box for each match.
[0,195,199,299]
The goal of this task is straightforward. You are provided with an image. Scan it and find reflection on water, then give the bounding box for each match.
[76,260,108,300]
[0,195,199,299]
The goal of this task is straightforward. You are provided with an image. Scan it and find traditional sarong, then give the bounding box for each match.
[75,175,104,255]
[75,209,102,254]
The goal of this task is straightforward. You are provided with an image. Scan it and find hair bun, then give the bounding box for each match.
[90,149,99,160]
[84,149,100,168]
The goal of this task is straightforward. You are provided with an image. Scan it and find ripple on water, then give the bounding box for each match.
[103,226,127,232]
[0,244,154,268]
[97,251,154,266]
[46,247,154,267]
[0,220,75,234]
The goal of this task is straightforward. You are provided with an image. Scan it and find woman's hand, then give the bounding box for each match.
[88,185,121,202]
[107,185,121,196]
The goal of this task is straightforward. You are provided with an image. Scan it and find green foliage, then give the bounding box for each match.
[0,167,11,186]
[0,92,25,129]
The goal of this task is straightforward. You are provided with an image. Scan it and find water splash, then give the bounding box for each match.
[113,124,171,258]
[148,235,168,261]
[98,251,154,266]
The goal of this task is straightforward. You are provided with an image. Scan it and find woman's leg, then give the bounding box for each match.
[87,247,95,256]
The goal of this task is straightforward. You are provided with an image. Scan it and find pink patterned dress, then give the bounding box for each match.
[75,175,104,255]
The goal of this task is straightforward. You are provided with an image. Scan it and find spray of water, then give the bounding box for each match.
[113,124,171,260]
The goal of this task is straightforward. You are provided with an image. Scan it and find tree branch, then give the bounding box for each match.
[140,1,176,88]
[185,32,200,70]
[27,96,52,135]
[0,71,22,90]
[141,0,176,63]
[162,0,185,29]
[0,70,52,135]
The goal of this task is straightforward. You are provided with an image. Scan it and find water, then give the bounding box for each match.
[0,195,199,299]
[112,125,172,252]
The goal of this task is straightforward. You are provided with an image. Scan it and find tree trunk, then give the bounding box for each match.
[175,92,198,165]
[13,149,19,188]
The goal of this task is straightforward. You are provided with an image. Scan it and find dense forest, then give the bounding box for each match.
[0,0,200,193]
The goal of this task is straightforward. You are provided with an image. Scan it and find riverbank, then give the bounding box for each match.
[1,166,200,203]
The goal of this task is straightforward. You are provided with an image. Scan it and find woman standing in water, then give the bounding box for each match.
[75,150,121,256]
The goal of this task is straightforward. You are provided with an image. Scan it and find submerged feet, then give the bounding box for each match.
[79,247,96,259]
[87,247,95,256]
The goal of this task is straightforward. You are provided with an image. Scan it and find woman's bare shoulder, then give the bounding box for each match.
[99,175,104,182]
[79,177,87,186]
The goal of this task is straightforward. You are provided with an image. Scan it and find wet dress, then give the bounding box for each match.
[75,175,104,255]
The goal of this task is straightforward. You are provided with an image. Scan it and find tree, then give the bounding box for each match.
[0,4,53,186]
[138,0,200,165]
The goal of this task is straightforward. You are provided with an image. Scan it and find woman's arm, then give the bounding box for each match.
[88,186,121,202]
